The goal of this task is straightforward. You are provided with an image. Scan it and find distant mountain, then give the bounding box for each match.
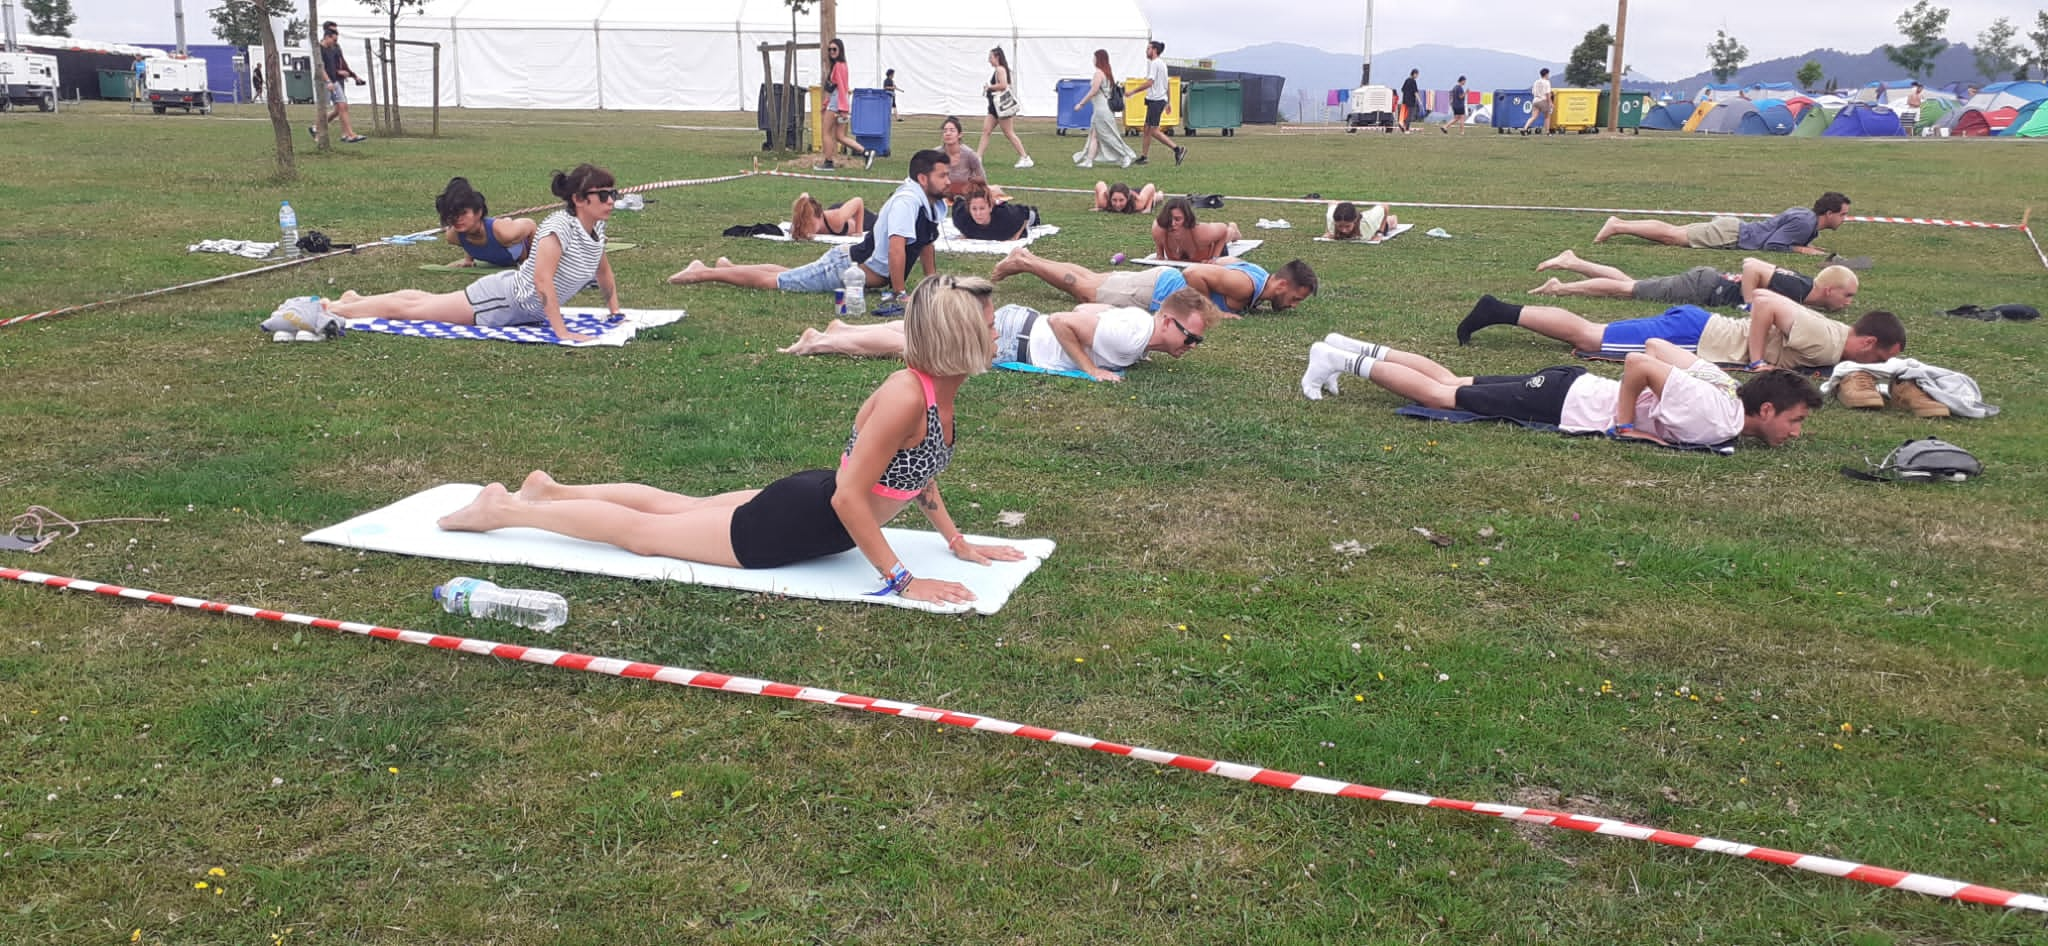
[1617,44,1994,97]
[1204,43,1570,120]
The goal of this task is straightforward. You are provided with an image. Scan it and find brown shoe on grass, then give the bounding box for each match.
[1891,379,1951,417]
[1837,371,1886,409]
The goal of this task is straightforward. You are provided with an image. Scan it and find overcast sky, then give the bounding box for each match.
[51,1,2034,82]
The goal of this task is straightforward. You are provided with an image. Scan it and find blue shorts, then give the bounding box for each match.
[1599,305,1712,352]
[777,244,858,293]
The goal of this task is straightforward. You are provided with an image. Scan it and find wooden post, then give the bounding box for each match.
[1607,0,1628,133]
[360,37,379,135]
[430,42,439,137]
[821,0,836,156]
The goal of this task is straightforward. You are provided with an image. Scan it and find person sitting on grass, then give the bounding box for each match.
[1529,249,1859,312]
[312,164,619,343]
[992,248,1316,316]
[780,287,1218,383]
[790,192,874,240]
[1300,335,1821,448]
[1094,181,1161,214]
[1593,192,1851,257]
[950,185,1040,242]
[436,176,535,269]
[670,150,948,297]
[1456,290,1904,372]
[1151,197,1242,262]
[437,275,1026,606]
[1323,201,1400,241]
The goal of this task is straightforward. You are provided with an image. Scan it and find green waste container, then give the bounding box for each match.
[1182,80,1242,136]
[97,68,136,100]
[284,68,314,105]
[1595,91,1653,133]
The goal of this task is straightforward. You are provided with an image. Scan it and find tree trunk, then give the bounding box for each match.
[256,1,296,179]
[308,0,329,149]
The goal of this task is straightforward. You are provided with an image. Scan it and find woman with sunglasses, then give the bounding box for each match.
[320,164,620,342]
[821,38,878,170]
[438,276,1025,606]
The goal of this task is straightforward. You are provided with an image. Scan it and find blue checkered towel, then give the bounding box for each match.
[343,308,684,347]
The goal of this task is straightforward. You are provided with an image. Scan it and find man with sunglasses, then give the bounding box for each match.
[779,288,1217,383]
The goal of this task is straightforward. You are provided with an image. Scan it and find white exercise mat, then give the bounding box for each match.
[1133,238,1263,267]
[1314,223,1414,245]
[303,484,1056,615]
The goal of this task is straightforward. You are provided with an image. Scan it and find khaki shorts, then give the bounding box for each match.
[1684,216,1742,249]
[1096,268,1164,309]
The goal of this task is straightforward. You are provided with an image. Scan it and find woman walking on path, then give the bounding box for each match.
[977,47,1034,168]
[821,38,878,171]
[1073,49,1136,169]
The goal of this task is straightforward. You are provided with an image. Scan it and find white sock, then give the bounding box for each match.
[1322,333,1388,360]
[1302,340,1383,401]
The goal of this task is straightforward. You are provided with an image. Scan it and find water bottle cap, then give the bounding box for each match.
[431,584,445,602]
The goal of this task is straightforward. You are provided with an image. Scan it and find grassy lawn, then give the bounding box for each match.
[3,101,2047,944]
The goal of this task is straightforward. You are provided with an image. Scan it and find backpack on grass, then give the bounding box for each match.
[1841,438,1982,483]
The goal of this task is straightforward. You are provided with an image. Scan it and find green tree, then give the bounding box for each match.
[1881,0,1950,79]
[1565,24,1614,88]
[209,0,306,48]
[1975,17,2025,82]
[23,0,77,36]
[1707,30,1748,83]
[2030,11,2048,80]
[1796,59,1825,90]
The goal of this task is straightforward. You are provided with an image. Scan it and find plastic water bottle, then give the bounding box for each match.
[432,577,567,632]
[841,264,866,316]
[279,201,300,258]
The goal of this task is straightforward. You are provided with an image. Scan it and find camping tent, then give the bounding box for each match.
[1958,81,2048,114]
[1680,99,1717,133]
[1996,99,2047,137]
[1640,100,1692,130]
[1744,100,1796,134]
[321,0,1151,115]
[1913,97,1955,133]
[1696,99,1757,134]
[1790,107,1832,137]
[1743,81,1798,98]
[1955,107,2016,136]
[1823,103,1903,136]
[1695,83,1744,104]
[1779,95,1818,118]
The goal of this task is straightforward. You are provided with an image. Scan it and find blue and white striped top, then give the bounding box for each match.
[514,211,605,310]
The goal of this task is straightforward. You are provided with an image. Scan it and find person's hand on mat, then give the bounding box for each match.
[903,577,977,605]
[1088,367,1124,383]
[953,540,1026,565]
[1612,427,1667,445]
[556,327,596,343]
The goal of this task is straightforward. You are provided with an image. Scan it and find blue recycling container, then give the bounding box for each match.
[1491,89,1534,133]
[1056,77,1093,135]
[851,87,892,155]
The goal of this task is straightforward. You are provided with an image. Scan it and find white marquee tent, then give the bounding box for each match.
[322,0,1151,116]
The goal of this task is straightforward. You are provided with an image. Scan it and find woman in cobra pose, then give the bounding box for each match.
[436,176,536,269]
[437,276,1025,605]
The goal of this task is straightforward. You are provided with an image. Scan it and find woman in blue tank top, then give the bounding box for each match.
[436,177,535,269]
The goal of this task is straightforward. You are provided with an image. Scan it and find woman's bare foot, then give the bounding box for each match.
[517,470,561,501]
[338,290,364,304]
[668,260,709,285]
[991,247,1032,281]
[1592,218,1619,243]
[1530,277,1565,295]
[826,319,851,332]
[438,482,513,532]
[1535,249,1580,272]
[714,257,734,268]
[778,327,824,355]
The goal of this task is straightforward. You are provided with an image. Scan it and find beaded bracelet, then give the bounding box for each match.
[947,534,969,551]
[870,562,913,597]
[1607,422,1635,437]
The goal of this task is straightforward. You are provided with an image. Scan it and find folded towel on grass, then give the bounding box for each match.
[1132,239,1263,267]
[1313,223,1415,245]
[343,307,683,347]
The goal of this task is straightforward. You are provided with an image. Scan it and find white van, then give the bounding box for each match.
[146,57,212,115]
[0,51,59,112]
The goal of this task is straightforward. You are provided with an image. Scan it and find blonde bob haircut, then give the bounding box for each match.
[903,275,996,377]
[1812,264,1858,294]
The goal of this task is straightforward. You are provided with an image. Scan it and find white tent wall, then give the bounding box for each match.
[601,0,748,111]
[323,0,465,108]
[456,2,600,110]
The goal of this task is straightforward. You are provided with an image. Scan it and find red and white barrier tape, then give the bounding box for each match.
[7,565,2044,915]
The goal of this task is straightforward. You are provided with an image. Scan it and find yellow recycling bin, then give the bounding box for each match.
[1549,88,1602,132]
[1122,76,1181,134]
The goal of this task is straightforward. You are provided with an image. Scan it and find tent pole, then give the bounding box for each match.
[1359,0,1373,86]
[1607,0,1627,132]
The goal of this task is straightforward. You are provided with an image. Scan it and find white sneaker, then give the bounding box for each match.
[1074,159,1093,168]
[1014,156,1035,169]
[1301,341,1358,401]
[272,330,295,343]
[1119,155,1133,168]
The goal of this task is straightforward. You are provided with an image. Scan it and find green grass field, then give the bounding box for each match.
[3,102,2047,945]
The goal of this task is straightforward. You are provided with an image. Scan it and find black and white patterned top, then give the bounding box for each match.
[842,369,954,500]
[514,210,605,311]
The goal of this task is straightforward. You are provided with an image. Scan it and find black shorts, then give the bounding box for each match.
[1144,98,1167,126]
[1453,366,1585,426]
[727,469,856,569]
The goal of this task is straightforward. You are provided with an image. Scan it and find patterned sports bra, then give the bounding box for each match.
[842,369,954,500]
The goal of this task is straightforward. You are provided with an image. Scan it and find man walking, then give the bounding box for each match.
[1520,67,1553,135]
[1132,41,1186,166]
[313,22,368,143]
[1400,69,1422,133]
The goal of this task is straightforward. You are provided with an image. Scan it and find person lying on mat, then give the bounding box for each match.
[1323,201,1400,241]
[1151,197,1242,262]
[670,150,948,296]
[1593,192,1850,257]
[791,192,877,241]
[950,185,1040,242]
[1456,290,1904,372]
[992,248,1316,317]
[1530,250,1859,312]
[779,288,1219,381]
[1094,181,1160,214]
[437,276,1025,606]
[1299,335,1820,448]
[319,164,618,342]
[437,176,535,269]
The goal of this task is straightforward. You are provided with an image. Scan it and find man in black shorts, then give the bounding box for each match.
[1132,41,1186,166]
[1529,250,1859,312]
[1447,76,1469,133]
[1400,69,1422,133]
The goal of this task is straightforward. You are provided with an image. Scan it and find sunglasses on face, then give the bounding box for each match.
[1170,318,1203,345]
[583,188,619,203]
